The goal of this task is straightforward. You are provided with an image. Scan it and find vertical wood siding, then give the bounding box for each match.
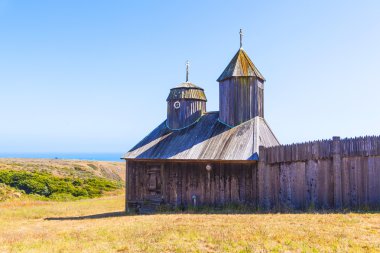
[167,99,206,129]
[219,77,264,127]
[257,136,380,210]
[127,161,258,207]
[126,136,380,211]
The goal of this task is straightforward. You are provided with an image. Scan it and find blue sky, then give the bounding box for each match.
[0,1,379,152]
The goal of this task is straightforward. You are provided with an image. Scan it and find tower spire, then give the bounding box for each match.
[186,60,189,82]
[239,28,243,48]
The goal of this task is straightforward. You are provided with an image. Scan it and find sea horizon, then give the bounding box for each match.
[0,152,123,162]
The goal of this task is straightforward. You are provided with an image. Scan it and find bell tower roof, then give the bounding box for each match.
[166,82,207,101]
[217,48,265,82]
[166,61,207,102]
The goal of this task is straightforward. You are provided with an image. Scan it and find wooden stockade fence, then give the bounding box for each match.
[340,136,380,157]
[258,135,380,210]
[261,135,380,164]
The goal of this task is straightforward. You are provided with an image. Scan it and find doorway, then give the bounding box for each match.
[147,166,162,196]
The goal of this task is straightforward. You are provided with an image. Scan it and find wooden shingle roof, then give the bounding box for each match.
[166,82,207,101]
[123,112,279,161]
[217,48,265,82]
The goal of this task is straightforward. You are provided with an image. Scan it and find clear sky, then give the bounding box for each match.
[0,1,379,153]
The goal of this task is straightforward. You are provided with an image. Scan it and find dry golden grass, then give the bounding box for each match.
[1,194,380,253]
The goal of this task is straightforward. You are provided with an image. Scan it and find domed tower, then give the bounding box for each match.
[217,29,265,127]
[166,62,207,130]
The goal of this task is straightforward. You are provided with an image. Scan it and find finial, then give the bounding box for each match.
[186,60,189,82]
[239,28,243,48]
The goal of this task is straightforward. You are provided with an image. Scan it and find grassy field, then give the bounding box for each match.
[0,194,380,253]
[0,159,380,252]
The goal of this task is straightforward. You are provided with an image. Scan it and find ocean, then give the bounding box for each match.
[0,153,123,162]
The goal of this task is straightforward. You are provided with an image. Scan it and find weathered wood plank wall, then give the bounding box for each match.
[126,136,380,211]
[127,161,258,208]
[258,136,380,210]
[263,136,380,164]
[167,100,206,129]
[219,77,264,127]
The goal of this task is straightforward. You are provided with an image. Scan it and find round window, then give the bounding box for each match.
[173,101,180,109]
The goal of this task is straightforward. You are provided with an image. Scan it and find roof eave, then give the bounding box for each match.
[122,158,258,163]
[217,75,266,83]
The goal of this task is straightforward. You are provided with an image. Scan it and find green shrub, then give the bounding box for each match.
[17,179,50,195]
[0,170,121,200]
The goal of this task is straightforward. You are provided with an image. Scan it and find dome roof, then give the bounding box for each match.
[166,82,207,101]
[175,82,202,89]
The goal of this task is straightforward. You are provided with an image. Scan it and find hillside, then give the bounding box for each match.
[0,159,125,201]
[0,158,125,181]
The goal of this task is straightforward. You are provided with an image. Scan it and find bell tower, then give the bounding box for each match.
[217,29,265,127]
[166,61,207,130]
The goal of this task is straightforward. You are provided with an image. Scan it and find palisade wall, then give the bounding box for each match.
[258,136,380,210]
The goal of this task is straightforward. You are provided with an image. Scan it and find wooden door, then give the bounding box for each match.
[147,167,162,196]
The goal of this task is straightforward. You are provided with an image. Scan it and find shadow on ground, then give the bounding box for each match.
[44,209,380,221]
[45,211,127,221]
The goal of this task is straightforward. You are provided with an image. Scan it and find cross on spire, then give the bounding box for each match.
[239,28,243,48]
[186,60,189,82]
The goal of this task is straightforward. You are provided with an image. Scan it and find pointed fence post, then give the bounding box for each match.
[332,136,342,209]
[258,145,269,210]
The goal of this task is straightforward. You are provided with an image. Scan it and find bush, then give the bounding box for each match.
[0,170,121,200]
[17,179,50,195]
